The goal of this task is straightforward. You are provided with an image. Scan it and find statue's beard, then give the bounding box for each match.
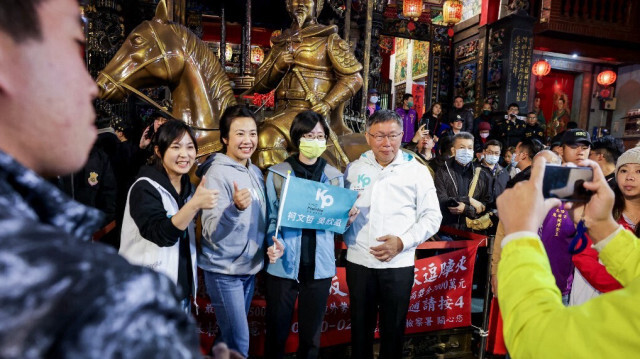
[294,12,307,28]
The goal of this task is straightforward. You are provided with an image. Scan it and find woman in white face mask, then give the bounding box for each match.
[263,110,359,358]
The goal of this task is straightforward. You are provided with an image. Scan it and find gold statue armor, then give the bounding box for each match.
[251,24,363,169]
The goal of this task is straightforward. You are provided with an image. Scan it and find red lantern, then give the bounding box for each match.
[532,59,551,77]
[403,0,422,21]
[443,0,463,25]
[597,70,617,86]
[250,46,264,65]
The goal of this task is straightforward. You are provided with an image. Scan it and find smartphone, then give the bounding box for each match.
[446,199,460,207]
[542,165,593,202]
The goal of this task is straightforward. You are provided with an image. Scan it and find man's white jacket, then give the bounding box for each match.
[344,150,442,268]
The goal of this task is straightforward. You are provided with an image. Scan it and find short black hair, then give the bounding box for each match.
[290,111,330,149]
[402,93,413,102]
[454,95,464,101]
[508,103,519,110]
[518,138,543,159]
[151,120,198,168]
[484,139,502,151]
[527,111,537,117]
[219,105,257,151]
[0,0,47,42]
[591,136,624,164]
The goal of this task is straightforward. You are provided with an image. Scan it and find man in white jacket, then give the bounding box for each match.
[344,110,442,359]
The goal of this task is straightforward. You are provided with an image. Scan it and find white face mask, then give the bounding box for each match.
[455,149,474,166]
[485,154,499,165]
[480,132,490,139]
[369,96,379,104]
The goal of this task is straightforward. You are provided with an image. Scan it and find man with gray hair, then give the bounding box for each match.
[344,110,442,359]
[434,132,493,231]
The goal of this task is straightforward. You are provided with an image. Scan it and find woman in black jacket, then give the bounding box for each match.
[119,120,218,311]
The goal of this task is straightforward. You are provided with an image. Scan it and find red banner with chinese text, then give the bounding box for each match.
[195,246,478,356]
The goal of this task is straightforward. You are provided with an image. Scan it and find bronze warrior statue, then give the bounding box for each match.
[250,0,363,169]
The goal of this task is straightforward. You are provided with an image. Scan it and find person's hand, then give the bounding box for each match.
[275,51,294,71]
[491,274,498,298]
[469,198,485,213]
[311,101,331,117]
[139,125,152,149]
[211,342,245,359]
[267,236,285,264]
[569,159,619,243]
[347,205,360,225]
[497,157,561,234]
[370,235,404,262]
[412,124,427,143]
[233,181,252,211]
[191,177,219,210]
[449,202,466,215]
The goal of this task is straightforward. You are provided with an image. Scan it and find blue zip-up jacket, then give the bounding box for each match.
[265,161,343,280]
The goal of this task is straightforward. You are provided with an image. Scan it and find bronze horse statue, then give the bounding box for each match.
[97,0,370,170]
[96,0,235,158]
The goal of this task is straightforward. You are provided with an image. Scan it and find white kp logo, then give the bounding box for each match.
[315,188,334,209]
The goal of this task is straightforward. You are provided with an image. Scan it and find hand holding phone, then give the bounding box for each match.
[542,165,593,202]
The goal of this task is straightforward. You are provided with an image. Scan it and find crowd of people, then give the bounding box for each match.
[1,1,639,358]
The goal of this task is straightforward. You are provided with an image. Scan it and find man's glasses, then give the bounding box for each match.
[367,132,403,143]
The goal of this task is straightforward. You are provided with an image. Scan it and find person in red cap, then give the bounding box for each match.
[474,120,494,157]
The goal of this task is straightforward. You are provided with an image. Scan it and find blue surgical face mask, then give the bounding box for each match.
[511,153,519,166]
[455,149,474,166]
[485,154,500,165]
[369,96,379,104]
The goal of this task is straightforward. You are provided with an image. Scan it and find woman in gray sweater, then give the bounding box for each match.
[199,106,267,357]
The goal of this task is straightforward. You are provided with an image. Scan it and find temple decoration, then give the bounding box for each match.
[402,0,422,21]
[532,59,551,77]
[443,0,463,25]
[218,43,233,62]
[270,30,282,47]
[250,46,264,64]
[597,70,617,87]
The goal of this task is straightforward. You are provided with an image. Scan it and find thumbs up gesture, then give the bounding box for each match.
[233,181,252,211]
[191,176,219,210]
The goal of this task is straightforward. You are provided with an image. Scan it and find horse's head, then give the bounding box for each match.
[96,0,185,101]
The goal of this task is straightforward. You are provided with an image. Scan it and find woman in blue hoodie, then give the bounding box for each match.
[264,111,358,359]
[199,106,267,357]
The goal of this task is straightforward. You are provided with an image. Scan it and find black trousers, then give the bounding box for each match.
[264,273,332,359]
[346,261,414,359]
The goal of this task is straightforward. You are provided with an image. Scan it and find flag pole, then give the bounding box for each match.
[273,170,291,246]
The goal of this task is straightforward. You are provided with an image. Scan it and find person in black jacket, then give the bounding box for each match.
[0,0,209,357]
[523,111,545,143]
[447,96,474,132]
[434,132,493,232]
[496,103,526,148]
[119,120,219,311]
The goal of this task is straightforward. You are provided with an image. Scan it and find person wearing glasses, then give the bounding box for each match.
[344,110,442,359]
[263,110,358,358]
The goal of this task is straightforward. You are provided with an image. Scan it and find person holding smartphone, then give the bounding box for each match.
[495,157,640,358]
